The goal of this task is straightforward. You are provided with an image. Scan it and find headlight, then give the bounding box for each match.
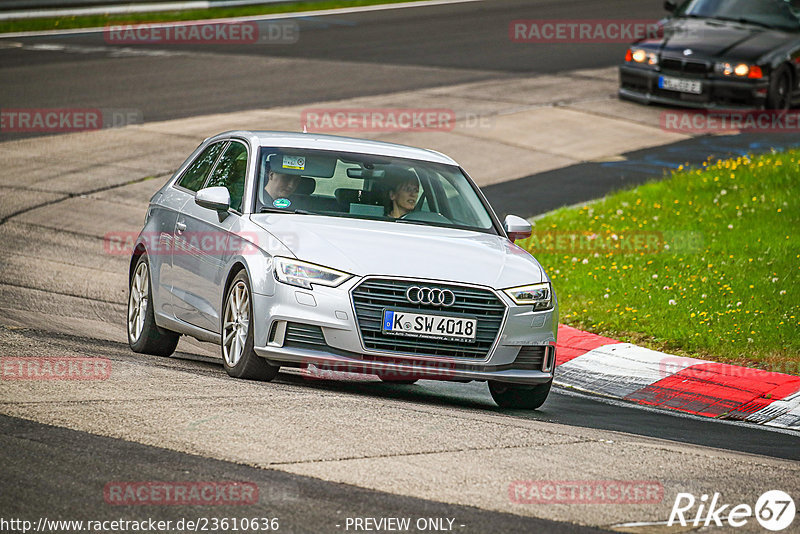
[504,282,553,310]
[714,62,763,79]
[627,48,658,66]
[274,257,352,289]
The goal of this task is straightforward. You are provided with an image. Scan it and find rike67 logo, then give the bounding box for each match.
[669,490,795,531]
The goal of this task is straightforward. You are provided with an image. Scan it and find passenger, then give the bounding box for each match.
[384,169,420,219]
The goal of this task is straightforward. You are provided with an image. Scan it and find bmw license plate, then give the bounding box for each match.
[382,310,477,342]
[658,75,702,94]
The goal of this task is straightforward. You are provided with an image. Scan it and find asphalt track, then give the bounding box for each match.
[1,324,798,532]
[0,415,606,534]
[1,1,799,532]
[0,0,658,132]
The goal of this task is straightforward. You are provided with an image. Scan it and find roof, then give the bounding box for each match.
[210,130,459,166]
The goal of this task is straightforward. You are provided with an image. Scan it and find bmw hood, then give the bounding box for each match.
[659,19,795,61]
[250,214,546,288]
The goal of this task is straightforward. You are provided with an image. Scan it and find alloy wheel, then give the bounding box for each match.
[223,280,250,367]
[127,262,149,343]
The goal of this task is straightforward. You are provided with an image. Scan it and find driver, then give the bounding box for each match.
[384,168,420,219]
[263,170,301,206]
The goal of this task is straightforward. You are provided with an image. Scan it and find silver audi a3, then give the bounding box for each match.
[127,131,557,408]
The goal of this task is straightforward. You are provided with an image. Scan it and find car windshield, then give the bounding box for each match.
[254,147,498,234]
[678,0,800,31]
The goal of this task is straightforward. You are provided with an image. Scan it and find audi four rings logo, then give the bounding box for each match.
[405,286,456,307]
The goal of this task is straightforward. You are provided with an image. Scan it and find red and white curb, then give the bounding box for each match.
[554,325,800,430]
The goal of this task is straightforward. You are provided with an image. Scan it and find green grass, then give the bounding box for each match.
[0,0,413,33]
[518,150,800,373]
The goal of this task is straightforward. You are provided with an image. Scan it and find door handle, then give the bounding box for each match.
[176,221,186,234]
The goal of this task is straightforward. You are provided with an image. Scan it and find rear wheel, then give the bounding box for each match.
[488,379,552,410]
[222,271,279,381]
[766,65,792,110]
[127,255,180,356]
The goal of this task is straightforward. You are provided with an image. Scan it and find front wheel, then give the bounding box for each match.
[222,271,279,381]
[128,255,180,356]
[766,66,792,110]
[488,379,552,410]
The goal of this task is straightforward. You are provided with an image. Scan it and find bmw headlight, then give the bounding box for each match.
[274,257,352,289]
[626,48,658,66]
[714,62,763,79]
[504,282,553,310]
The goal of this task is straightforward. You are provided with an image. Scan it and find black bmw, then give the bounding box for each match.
[619,0,800,109]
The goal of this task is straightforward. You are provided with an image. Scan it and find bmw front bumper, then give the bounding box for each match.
[619,64,769,109]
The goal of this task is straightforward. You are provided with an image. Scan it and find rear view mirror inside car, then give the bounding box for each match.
[347,167,386,179]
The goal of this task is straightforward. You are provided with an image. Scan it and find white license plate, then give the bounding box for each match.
[659,76,702,95]
[382,310,477,342]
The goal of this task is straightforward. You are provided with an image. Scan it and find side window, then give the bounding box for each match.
[177,142,226,192]
[206,141,248,212]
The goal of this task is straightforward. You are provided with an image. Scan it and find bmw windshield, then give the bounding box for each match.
[254,148,499,234]
[677,0,800,31]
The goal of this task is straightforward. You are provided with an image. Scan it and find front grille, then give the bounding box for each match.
[284,322,327,348]
[352,278,506,359]
[660,57,709,78]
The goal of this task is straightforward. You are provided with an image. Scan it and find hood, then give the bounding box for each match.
[249,214,545,288]
[659,18,794,61]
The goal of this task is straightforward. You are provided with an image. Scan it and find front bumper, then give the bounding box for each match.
[619,64,769,109]
[251,276,557,385]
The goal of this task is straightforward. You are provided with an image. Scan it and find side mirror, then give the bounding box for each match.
[195,186,230,212]
[503,214,532,242]
[664,0,677,12]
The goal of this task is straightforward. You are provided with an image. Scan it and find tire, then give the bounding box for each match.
[128,254,180,357]
[488,379,552,410]
[766,65,792,110]
[221,270,279,381]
